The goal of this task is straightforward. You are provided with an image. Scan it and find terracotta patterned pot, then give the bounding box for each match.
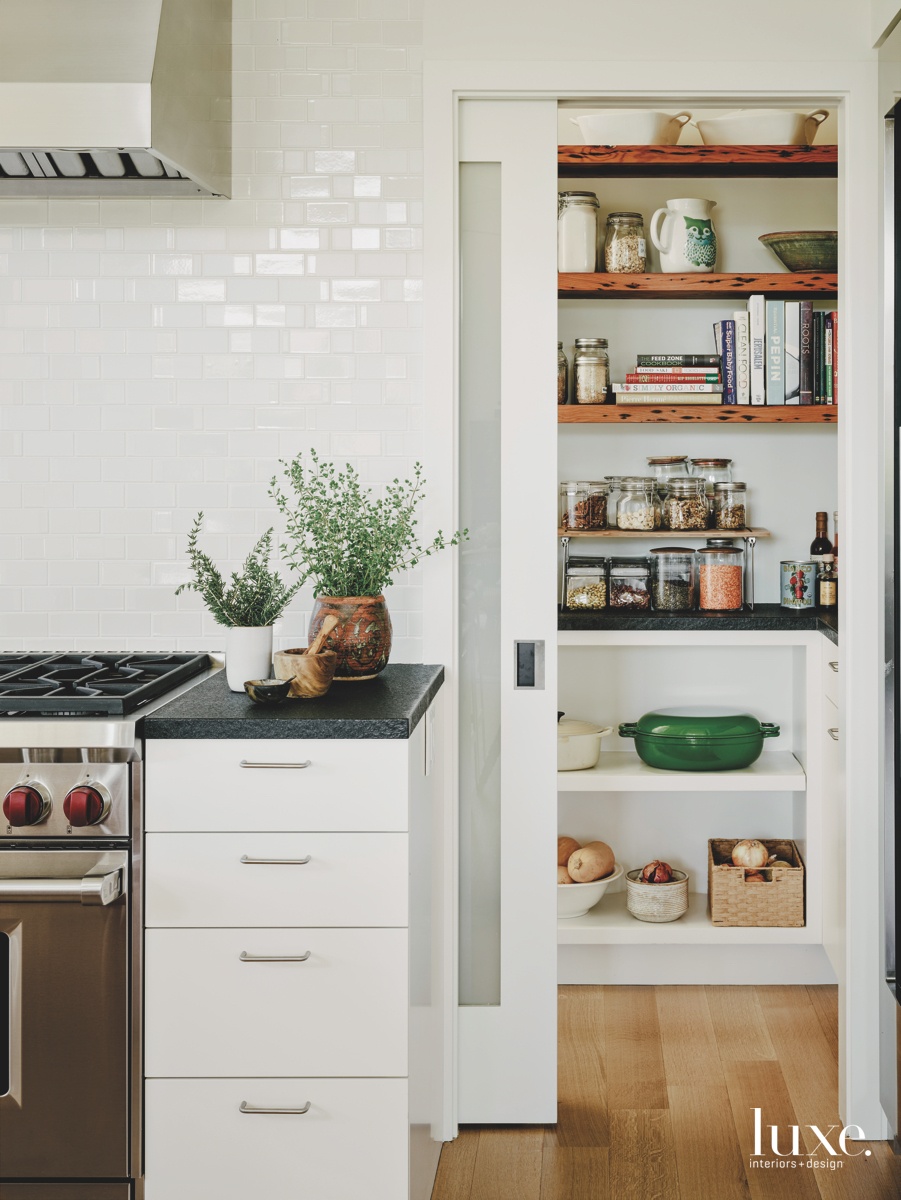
[308,595,392,681]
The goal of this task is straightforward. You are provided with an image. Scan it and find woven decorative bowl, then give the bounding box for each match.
[626,868,689,923]
[758,231,837,273]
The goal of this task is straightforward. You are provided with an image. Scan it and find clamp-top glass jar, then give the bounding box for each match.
[650,547,696,611]
[662,478,709,531]
[647,455,689,497]
[573,338,610,405]
[604,212,647,273]
[616,477,658,531]
[558,191,599,272]
[560,481,589,531]
[714,481,748,531]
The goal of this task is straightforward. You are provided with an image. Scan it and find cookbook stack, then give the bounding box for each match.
[613,354,723,405]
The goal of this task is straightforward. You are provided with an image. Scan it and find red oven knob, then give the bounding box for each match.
[3,785,50,826]
[63,785,109,827]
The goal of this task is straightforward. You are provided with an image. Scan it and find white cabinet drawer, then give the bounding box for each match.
[145,738,409,832]
[145,1077,408,1200]
[145,928,408,1078]
[822,641,839,707]
[145,832,408,927]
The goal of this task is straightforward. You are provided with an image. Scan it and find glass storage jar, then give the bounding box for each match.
[560,481,590,532]
[583,481,610,530]
[647,455,689,498]
[714,481,748,531]
[662,478,709,531]
[616,477,658,531]
[557,342,569,405]
[604,212,647,273]
[698,545,744,611]
[650,547,696,611]
[609,557,652,609]
[573,338,610,404]
[564,556,609,610]
[558,191,600,272]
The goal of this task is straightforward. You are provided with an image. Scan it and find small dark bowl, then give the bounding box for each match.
[758,231,838,273]
[243,678,292,705]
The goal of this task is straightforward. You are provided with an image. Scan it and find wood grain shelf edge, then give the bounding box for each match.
[558,404,837,424]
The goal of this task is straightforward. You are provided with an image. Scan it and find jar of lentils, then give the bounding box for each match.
[698,545,744,611]
[662,478,710,531]
[604,212,647,273]
[616,477,658,531]
[573,338,610,404]
[714,481,748,531]
[650,547,696,611]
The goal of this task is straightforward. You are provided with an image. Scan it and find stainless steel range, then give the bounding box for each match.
[0,652,211,1200]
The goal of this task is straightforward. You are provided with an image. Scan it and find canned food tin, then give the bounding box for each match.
[780,560,817,610]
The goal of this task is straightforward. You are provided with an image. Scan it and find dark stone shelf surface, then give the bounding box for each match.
[142,663,444,740]
[559,603,838,643]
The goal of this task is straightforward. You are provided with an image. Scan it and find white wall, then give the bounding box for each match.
[0,0,425,657]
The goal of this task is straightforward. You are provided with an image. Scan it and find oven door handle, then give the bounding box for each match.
[0,868,123,906]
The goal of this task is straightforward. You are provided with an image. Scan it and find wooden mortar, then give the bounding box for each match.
[273,648,338,699]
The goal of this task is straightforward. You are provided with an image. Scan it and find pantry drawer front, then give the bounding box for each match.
[145,928,408,1078]
[822,641,839,707]
[144,738,409,832]
[145,832,408,927]
[144,1077,408,1200]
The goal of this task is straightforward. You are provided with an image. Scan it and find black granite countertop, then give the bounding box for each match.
[142,664,444,740]
[559,603,839,644]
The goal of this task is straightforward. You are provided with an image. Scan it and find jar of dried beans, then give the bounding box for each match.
[604,212,647,273]
[650,547,696,611]
[698,545,744,611]
[616,477,658,531]
[662,478,709,531]
[573,338,610,405]
[713,481,747,531]
[558,342,569,406]
[584,481,610,530]
[565,556,609,610]
[560,481,590,531]
[609,557,652,610]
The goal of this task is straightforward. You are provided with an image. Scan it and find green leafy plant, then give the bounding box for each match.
[175,513,303,627]
[270,450,468,597]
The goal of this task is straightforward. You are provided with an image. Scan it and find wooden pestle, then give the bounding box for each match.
[308,614,338,657]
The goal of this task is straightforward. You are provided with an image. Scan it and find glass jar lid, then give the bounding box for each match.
[586,481,611,492]
[649,546,696,556]
[698,545,742,557]
[561,479,590,491]
[705,537,735,547]
[574,337,608,349]
[611,555,650,571]
[568,555,608,569]
[714,481,746,490]
[691,457,732,467]
[647,456,688,465]
[606,211,644,223]
[559,190,600,206]
[665,478,705,491]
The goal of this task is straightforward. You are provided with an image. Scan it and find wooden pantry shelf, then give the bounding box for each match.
[559,403,837,424]
[559,271,837,299]
[557,891,815,945]
[558,527,770,539]
[557,750,805,793]
[557,144,838,178]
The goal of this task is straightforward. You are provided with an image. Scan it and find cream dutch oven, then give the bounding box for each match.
[557,712,613,771]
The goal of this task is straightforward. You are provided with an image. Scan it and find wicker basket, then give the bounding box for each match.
[626,868,689,923]
[708,839,805,927]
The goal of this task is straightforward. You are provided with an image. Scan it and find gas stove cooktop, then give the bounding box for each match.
[0,652,211,716]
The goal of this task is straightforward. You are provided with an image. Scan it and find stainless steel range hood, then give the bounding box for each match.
[0,0,231,196]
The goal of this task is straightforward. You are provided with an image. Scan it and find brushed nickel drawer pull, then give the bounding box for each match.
[239,760,311,769]
[828,727,839,741]
[828,661,839,673]
[239,950,311,963]
[240,854,311,865]
[240,1101,311,1115]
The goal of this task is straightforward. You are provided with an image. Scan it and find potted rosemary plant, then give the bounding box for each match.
[271,451,466,680]
[175,514,302,691]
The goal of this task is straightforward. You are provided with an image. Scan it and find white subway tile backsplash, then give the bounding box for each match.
[0,3,423,654]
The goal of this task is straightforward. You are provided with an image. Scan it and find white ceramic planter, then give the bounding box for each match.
[224,626,274,692]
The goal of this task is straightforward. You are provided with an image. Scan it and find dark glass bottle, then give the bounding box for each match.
[810,511,833,564]
[816,555,837,610]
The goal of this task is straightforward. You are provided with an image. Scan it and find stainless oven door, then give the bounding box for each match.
[0,849,129,1182]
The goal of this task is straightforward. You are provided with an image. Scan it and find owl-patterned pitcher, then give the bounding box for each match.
[649,198,718,273]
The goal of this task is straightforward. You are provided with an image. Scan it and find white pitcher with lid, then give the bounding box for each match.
[649,198,718,273]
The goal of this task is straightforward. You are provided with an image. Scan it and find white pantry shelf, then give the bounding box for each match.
[557,891,815,945]
[557,751,805,793]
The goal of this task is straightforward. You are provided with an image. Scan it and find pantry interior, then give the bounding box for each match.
[423,51,886,1137]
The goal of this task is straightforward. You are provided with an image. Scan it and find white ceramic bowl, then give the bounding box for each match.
[557,717,613,771]
[569,110,691,146]
[557,862,624,918]
[694,108,829,146]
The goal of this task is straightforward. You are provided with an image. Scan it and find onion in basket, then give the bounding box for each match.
[731,839,769,869]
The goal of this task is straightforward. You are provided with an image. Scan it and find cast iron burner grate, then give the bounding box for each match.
[0,652,210,715]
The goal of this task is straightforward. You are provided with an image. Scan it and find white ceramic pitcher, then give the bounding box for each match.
[649,198,718,273]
